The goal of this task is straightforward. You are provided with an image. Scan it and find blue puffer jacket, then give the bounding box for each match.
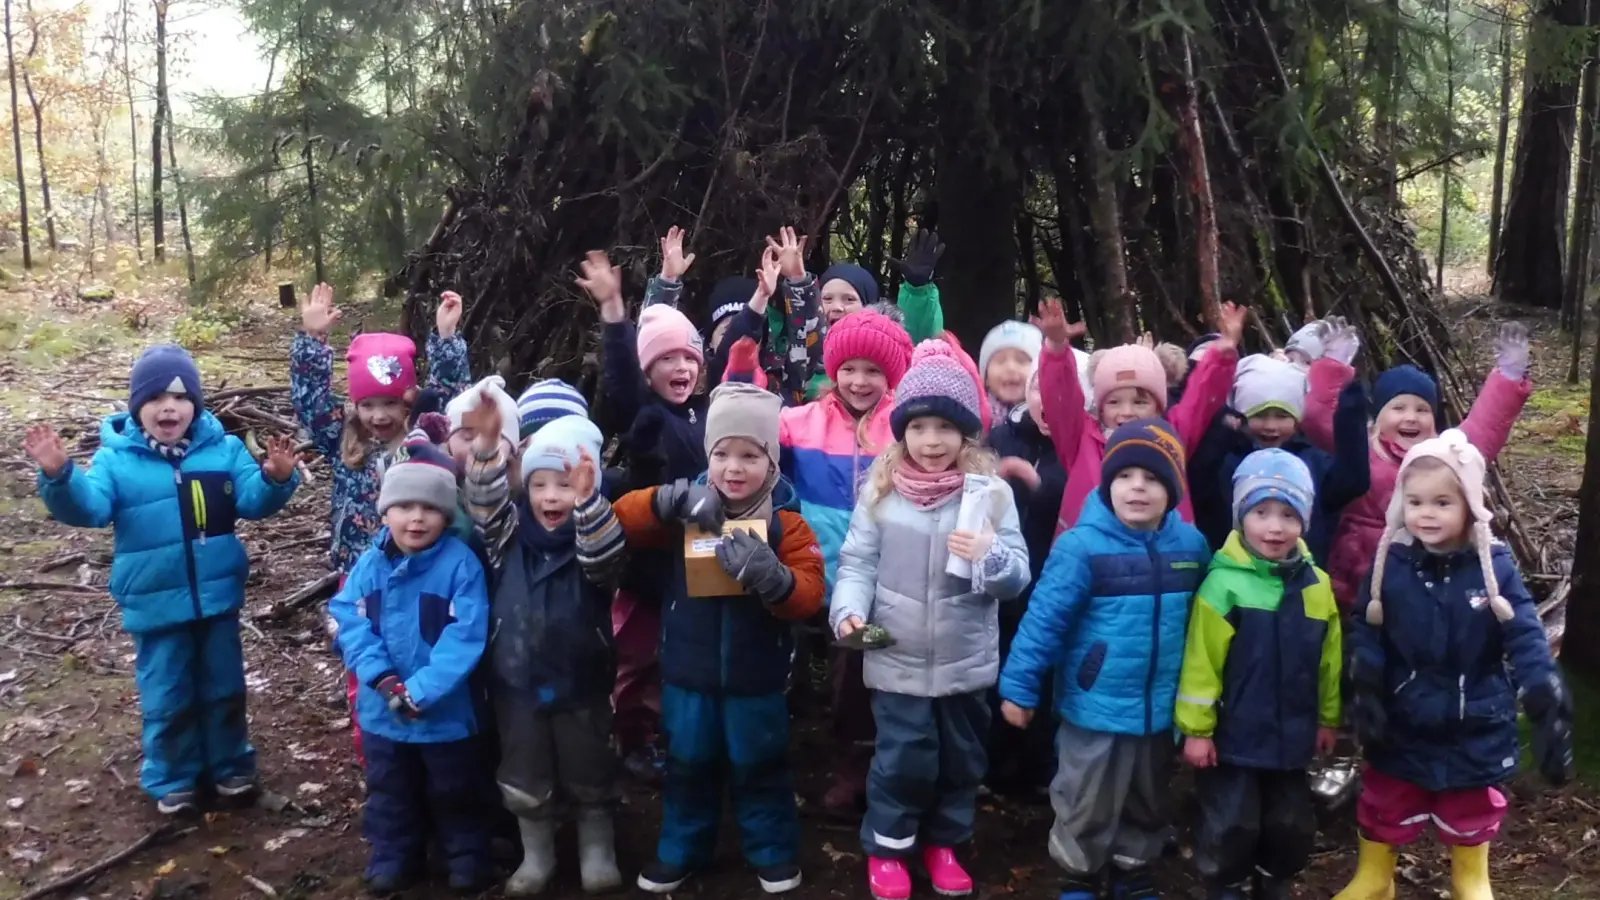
[1349,540,1554,792]
[1000,492,1209,736]
[331,529,490,744]
[37,411,299,634]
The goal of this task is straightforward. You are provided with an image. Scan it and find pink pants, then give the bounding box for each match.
[611,588,662,754]
[1357,766,1506,846]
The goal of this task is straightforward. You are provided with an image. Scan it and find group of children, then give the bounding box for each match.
[22,224,1576,900]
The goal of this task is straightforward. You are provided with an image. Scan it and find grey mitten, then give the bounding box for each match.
[1322,316,1361,366]
[1494,321,1531,381]
[714,528,794,604]
[652,479,725,533]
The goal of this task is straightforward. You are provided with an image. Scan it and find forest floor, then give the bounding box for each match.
[0,264,1598,900]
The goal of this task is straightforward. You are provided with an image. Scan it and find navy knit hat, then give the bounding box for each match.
[129,344,203,413]
[819,262,880,306]
[1371,364,1438,415]
[708,277,758,329]
[1099,417,1187,513]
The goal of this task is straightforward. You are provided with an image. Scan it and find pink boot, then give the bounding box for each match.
[922,846,973,897]
[867,857,911,900]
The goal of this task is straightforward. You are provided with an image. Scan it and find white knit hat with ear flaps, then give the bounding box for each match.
[1365,429,1512,628]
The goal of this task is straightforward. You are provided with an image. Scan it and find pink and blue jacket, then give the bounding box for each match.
[1037,340,1238,535]
[778,393,895,596]
[1299,358,1530,608]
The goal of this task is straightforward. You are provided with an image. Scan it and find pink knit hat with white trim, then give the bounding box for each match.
[1091,344,1168,414]
[637,305,705,372]
[348,333,418,404]
[823,309,914,388]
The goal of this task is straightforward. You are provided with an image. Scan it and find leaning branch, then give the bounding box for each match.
[18,824,187,900]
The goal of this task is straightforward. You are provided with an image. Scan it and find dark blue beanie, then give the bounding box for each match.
[1371,364,1438,415]
[819,263,880,307]
[1099,417,1187,513]
[129,344,203,413]
[708,277,758,328]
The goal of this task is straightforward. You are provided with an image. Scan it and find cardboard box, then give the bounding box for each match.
[684,519,768,597]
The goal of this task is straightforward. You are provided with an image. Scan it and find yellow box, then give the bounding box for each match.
[683,519,769,598]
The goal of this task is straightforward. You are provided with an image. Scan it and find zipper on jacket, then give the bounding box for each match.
[1393,670,1417,695]
[1144,537,1163,736]
[175,467,204,621]
[1458,673,1466,719]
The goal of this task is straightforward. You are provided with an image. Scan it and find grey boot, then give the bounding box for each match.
[576,808,623,894]
[504,817,557,896]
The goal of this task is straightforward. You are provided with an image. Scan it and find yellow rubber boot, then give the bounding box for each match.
[1449,843,1495,900]
[1331,837,1398,900]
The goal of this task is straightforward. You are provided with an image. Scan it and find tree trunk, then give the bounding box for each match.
[1564,17,1599,336]
[1078,70,1135,342]
[5,0,30,270]
[1436,0,1454,291]
[120,0,140,261]
[1171,31,1219,328]
[150,0,167,263]
[1488,8,1515,275]
[20,0,51,252]
[1373,0,1401,206]
[1494,0,1588,308]
[298,11,324,283]
[1565,309,1600,674]
[164,109,195,284]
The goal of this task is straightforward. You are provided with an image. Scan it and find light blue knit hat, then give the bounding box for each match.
[1231,448,1314,527]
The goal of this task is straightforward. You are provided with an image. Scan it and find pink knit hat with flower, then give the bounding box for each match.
[637,305,705,372]
[348,333,418,404]
[823,309,914,388]
[1091,344,1169,414]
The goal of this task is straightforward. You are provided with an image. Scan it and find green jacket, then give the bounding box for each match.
[1176,532,1342,770]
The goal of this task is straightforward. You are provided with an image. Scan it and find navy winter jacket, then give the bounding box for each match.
[37,411,299,633]
[1192,380,1370,564]
[1348,540,1555,792]
[988,408,1065,602]
[600,319,708,490]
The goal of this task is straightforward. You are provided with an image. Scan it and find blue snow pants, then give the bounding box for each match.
[657,684,799,869]
[862,689,990,856]
[131,613,253,798]
[362,734,491,882]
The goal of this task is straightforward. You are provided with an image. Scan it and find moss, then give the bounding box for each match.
[1554,435,1588,457]
[1525,386,1591,416]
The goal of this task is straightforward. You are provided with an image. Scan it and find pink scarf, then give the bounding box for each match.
[893,460,966,510]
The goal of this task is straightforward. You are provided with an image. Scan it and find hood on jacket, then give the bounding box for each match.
[1074,485,1185,545]
[102,409,228,455]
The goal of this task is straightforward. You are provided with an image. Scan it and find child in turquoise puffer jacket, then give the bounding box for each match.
[27,345,301,815]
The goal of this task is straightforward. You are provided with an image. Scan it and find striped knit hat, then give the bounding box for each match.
[517,378,589,439]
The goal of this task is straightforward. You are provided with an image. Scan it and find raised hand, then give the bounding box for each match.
[1323,316,1361,366]
[261,434,299,483]
[1136,331,1156,350]
[1494,321,1532,381]
[751,246,782,317]
[766,226,808,281]
[301,282,341,340]
[568,446,599,503]
[436,290,463,339]
[459,390,503,453]
[1030,297,1086,350]
[659,225,696,281]
[889,227,944,288]
[24,423,68,477]
[576,250,625,323]
[1215,300,1246,348]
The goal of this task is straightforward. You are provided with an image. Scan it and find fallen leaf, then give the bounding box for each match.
[156,859,177,876]
[1,757,38,778]
[64,778,90,793]
[0,669,16,683]
[296,782,326,796]
[820,841,859,863]
[263,828,308,852]
[208,846,230,857]
[7,844,43,864]
[6,797,24,810]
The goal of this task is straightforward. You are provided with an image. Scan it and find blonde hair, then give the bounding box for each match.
[340,401,377,470]
[868,437,997,510]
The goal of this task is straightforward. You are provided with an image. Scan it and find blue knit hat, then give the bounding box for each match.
[819,262,880,306]
[1099,417,1187,513]
[517,379,589,439]
[1231,448,1314,527]
[890,339,985,440]
[1372,364,1438,415]
[129,344,203,413]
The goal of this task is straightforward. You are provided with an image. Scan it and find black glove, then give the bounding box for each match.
[1345,652,1387,749]
[373,674,421,719]
[1524,672,1576,786]
[714,528,795,604]
[652,478,725,533]
[890,228,945,288]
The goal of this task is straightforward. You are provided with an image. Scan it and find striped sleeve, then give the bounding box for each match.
[464,444,516,571]
[574,492,627,585]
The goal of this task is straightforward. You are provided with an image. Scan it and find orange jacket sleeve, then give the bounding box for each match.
[611,487,675,550]
[769,510,826,621]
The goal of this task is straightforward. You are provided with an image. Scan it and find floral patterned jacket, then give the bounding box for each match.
[290,331,471,572]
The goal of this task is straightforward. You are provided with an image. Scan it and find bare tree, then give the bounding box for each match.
[119,0,139,260]
[1487,7,1515,275]
[150,0,167,262]
[165,106,193,282]
[21,0,54,251]
[5,0,31,270]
